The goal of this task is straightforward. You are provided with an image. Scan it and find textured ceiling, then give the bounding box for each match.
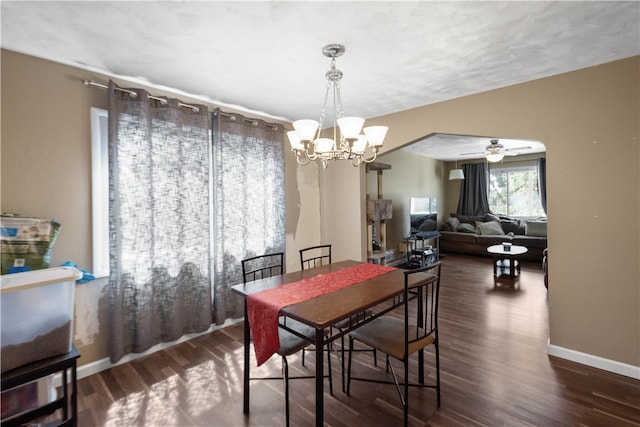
[2,1,638,160]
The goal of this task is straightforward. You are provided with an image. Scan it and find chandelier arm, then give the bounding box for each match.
[361,148,379,164]
[295,153,311,166]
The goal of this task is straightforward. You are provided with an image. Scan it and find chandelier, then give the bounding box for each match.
[287,44,388,168]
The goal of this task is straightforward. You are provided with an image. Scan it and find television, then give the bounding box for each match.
[409,197,437,235]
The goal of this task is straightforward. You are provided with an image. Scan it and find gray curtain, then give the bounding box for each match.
[108,81,213,363]
[211,109,285,324]
[457,162,491,216]
[537,157,547,214]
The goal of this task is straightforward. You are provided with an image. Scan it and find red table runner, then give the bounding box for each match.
[247,263,396,366]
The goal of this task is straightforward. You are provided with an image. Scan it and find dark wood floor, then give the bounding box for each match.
[75,254,640,426]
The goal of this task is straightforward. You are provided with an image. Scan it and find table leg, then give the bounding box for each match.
[315,328,324,427]
[71,360,78,427]
[243,299,250,414]
[62,365,68,421]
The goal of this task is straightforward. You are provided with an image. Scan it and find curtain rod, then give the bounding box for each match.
[83,79,279,130]
[215,110,279,131]
[83,79,201,112]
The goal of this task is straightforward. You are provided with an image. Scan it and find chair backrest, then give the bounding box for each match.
[241,253,284,284]
[403,261,442,355]
[299,244,332,270]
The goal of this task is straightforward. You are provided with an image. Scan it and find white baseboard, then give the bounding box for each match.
[547,342,640,380]
[54,318,243,386]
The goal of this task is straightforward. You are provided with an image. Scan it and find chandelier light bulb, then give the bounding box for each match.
[287,130,304,150]
[337,117,365,140]
[315,138,335,153]
[352,135,368,154]
[293,119,319,142]
[363,126,388,147]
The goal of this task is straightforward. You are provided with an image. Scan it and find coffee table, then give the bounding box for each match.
[487,244,528,278]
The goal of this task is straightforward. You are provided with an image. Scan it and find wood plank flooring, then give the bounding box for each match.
[74,254,640,426]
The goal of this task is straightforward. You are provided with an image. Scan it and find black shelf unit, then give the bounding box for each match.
[404,231,441,268]
[1,345,80,427]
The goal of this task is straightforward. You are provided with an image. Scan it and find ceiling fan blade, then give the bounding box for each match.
[460,151,487,156]
[504,146,532,152]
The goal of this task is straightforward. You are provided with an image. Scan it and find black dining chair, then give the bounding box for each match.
[299,244,376,392]
[299,244,332,270]
[347,262,442,427]
[242,253,333,427]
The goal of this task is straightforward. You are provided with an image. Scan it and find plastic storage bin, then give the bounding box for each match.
[1,266,81,373]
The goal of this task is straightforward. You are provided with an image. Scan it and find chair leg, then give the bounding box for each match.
[418,348,425,384]
[340,333,346,393]
[435,339,441,407]
[282,356,290,427]
[326,342,333,395]
[404,356,409,427]
[302,348,306,366]
[346,336,353,396]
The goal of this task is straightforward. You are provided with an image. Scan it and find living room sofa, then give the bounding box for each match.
[439,213,547,262]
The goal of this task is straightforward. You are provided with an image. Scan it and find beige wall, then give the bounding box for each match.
[366,150,446,257]
[2,49,638,371]
[333,57,639,368]
[1,50,322,366]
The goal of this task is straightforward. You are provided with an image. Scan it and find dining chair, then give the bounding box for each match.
[299,244,376,392]
[242,253,333,427]
[347,262,442,426]
[299,244,332,270]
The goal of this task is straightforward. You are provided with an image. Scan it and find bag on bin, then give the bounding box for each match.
[0,216,62,275]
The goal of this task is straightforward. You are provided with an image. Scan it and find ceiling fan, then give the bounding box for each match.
[461,139,532,162]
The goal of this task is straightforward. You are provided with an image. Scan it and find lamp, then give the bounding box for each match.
[449,169,465,180]
[287,44,388,168]
[449,159,464,180]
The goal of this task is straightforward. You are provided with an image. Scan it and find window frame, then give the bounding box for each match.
[90,107,109,278]
[488,164,545,219]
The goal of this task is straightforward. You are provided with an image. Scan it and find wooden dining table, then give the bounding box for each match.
[231,260,435,426]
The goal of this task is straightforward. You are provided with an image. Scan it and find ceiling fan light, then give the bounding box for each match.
[363,126,388,147]
[293,119,319,142]
[486,153,504,162]
[449,169,465,180]
[337,117,365,140]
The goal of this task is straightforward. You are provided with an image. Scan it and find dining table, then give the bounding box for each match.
[231,259,436,427]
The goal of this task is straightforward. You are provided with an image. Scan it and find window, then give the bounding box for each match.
[489,165,545,218]
[90,107,109,278]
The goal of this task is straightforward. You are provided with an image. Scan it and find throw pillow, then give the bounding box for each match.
[477,220,506,235]
[456,223,476,233]
[500,219,521,234]
[445,216,460,232]
[526,220,548,237]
